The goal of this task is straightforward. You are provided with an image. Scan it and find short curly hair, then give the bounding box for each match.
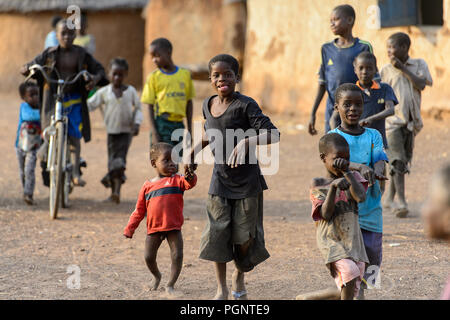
[388,32,411,49]
[150,38,173,54]
[19,81,38,99]
[150,142,173,162]
[319,132,349,155]
[109,57,129,71]
[208,54,239,76]
[334,83,363,105]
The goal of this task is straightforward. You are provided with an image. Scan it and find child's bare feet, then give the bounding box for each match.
[231,269,247,300]
[213,287,229,300]
[382,199,394,209]
[164,286,183,299]
[151,272,162,290]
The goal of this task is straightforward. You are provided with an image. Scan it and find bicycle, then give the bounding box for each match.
[25,64,91,219]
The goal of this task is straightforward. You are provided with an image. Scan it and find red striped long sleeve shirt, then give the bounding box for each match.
[123,174,197,238]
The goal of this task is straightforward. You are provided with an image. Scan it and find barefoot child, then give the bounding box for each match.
[123,142,197,296]
[329,83,389,299]
[310,133,369,299]
[15,82,42,205]
[421,164,450,300]
[308,4,376,135]
[88,58,143,203]
[381,32,433,218]
[186,54,280,300]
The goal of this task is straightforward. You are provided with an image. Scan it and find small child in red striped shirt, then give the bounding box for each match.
[123,142,197,297]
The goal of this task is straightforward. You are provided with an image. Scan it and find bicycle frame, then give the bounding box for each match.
[45,86,67,173]
[26,64,90,218]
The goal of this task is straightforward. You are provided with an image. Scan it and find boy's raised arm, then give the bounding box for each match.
[320,181,339,221]
[343,172,366,203]
[391,57,427,90]
[360,100,395,126]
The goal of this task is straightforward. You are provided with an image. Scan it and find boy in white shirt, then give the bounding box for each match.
[88,57,143,203]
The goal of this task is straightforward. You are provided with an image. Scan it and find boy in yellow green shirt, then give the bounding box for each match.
[141,38,195,157]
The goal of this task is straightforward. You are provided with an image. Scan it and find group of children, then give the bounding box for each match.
[308,4,433,300]
[15,4,441,300]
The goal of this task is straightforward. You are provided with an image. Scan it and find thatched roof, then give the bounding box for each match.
[0,0,149,13]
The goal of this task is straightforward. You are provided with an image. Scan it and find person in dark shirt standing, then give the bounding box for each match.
[308,4,376,135]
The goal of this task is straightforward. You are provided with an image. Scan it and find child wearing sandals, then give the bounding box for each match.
[310,133,369,299]
[186,54,280,300]
[123,142,197,297]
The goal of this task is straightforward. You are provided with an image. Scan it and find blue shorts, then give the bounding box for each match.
[62,93,83,139]
[361,228,382,287]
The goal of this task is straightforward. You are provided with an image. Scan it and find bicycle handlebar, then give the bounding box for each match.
[27,64,90,86]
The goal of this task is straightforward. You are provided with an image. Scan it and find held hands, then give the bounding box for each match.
[184,163,197,181]
[227,138,249,168]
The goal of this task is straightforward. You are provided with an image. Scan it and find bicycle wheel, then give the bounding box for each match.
[61,167,71,208]
[49,121,64,219]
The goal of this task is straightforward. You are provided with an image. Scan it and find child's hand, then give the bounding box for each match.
[308,116,318,136]
[359,164,376,186]
[359,118,372,127]
[331,177,350,190]
[374,168,388,181]
[390,56,404,70]
[228,138,249,168]
[184,164,197,181]
[333,158,349,174]
[20,65,29,76]
[132,124,140,136]
[83,72,95,91]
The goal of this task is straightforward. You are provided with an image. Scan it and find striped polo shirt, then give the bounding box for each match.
[123,174,197,237]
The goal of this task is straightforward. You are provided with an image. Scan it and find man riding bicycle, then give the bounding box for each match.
[21,19,108,187]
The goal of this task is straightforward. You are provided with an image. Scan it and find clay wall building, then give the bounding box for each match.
[243,0,450,115]
[143,0,247,96]
[0,0,147,93]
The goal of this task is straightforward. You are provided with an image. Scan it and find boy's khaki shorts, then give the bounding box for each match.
[198,192,270,271]
[386,126,414,175]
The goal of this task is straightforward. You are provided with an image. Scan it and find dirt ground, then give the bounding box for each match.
[1,93,449,300]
